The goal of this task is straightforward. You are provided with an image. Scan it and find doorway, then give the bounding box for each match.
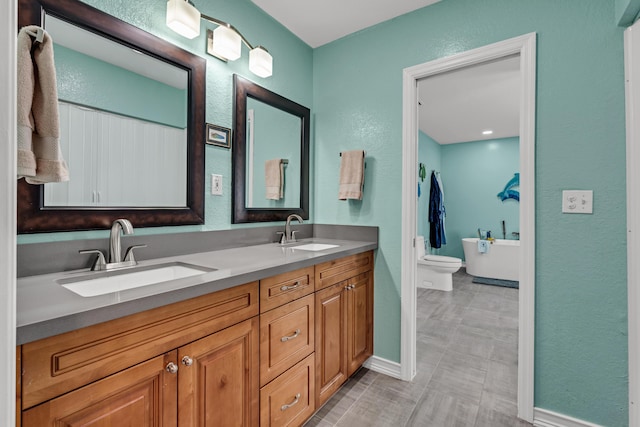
[400,33,537,423]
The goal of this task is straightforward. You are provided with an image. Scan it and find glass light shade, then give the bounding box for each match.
[249,47,273,78]
[212,25,241,61]
[166,0,201,39]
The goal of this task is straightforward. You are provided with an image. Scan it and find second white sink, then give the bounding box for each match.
[291,243,339,252]
[59,262,215,297]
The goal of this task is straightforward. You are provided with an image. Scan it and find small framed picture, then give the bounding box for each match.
[206,123,232,148]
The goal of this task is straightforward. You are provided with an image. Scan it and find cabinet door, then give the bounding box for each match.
[346,271,374,376]
[22,351,178,427]
[314,281,347,408]
[178,317,259,427]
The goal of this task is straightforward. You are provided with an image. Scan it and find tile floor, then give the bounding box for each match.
[304,268,533,427]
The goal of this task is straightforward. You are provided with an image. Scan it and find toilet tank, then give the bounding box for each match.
[416,236,426,258]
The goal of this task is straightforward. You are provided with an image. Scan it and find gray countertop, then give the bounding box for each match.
[17,238,377,345]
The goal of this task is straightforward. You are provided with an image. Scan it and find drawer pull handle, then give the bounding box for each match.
[280,281,301,292]
[281,329,301,342]
[166,362,178,374]
[181,356,193,366]
[281,393,301,411]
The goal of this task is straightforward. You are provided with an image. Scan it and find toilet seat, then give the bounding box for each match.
[419,255,462,267]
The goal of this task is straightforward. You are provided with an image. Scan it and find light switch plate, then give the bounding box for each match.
[562,190,593,214]
[211,174,222,196]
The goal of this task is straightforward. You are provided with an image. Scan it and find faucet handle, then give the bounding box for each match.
[276,231,286,245]
[291,230,298,242]
[79,249,107,271]
[123,244,147,263]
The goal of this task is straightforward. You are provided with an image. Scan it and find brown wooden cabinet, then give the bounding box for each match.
[259,268,316,427]
[23,351,178,426]
[17,250,374,427]
[315,280,348,407]
[178,317,259,427]
[18,282,259,427]
[314,252,374,409]
[260,354,315,427]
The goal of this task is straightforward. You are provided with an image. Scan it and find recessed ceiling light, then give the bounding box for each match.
[482,130,494,135]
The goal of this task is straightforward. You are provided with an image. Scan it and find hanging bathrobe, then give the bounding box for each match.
[428,171,446,248]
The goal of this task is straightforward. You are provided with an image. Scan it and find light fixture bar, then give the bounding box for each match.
[167,0,272,77]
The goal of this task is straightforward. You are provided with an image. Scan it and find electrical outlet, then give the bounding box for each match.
[211,174,222,196]
[562,190,593,214]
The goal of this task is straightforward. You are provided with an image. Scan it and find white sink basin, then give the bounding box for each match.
[59,262,215,297]
[291,243,339,252]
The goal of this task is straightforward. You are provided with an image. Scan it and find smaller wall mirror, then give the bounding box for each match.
[232,75,310,223]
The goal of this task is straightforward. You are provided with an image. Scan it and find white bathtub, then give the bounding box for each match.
[461,237,519,282]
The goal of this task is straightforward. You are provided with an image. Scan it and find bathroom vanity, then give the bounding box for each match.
[15,237,375,427]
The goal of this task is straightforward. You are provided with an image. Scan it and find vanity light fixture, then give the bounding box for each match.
[166,0,273,78]
[482,129,494,135]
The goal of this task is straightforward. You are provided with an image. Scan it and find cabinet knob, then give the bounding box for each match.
[281,329,301,342]
[166,362,179,374]
[181,355,193,366]
[281,393,301,411]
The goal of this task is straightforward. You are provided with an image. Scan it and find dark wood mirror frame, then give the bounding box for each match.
[232,75,310,223]
[17,0,206,233]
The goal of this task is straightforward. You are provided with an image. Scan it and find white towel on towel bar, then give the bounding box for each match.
[338,150,365,200]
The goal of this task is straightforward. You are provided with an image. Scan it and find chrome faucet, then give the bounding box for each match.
[80,218,146,271]
[278,214,303,244]
[109,219,134,263]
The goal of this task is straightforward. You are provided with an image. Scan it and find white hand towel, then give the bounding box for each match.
[338,150,365,200]
[265,158,283,200]
[17,26,69,184]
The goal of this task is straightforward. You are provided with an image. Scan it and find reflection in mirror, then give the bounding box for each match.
[245,97,301,208]
[17,0,205,233]
[44,15,189,208]
[233,75,310,223]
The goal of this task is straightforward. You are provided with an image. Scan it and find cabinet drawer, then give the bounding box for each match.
[21,281,259,409]
[260,354,315,427]
[260,266,314,313]
[315,251,373,291]
[260,294,314,386]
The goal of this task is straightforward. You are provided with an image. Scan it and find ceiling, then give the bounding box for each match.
[418,55,521,144]
[251,0,441,48]
[251,0,520,145]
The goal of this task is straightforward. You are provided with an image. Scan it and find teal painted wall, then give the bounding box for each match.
[54,44,187,128]
[439,137,519,260]
[417,131,441,244]
[18,0,313,244]
[313,0,627,425]
[616,0,640,26]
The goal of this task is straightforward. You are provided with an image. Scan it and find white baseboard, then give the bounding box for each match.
[363,355,402,379]
[534,408,604,427]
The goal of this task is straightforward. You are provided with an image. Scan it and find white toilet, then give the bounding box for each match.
[416,236,462,292]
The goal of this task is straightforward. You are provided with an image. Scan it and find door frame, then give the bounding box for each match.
[400,32,537,422]
[1,0,17,425]
[624,22,640,427]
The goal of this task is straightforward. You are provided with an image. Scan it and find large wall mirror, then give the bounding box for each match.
[232,75,310,223]
[17,0,206,233]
